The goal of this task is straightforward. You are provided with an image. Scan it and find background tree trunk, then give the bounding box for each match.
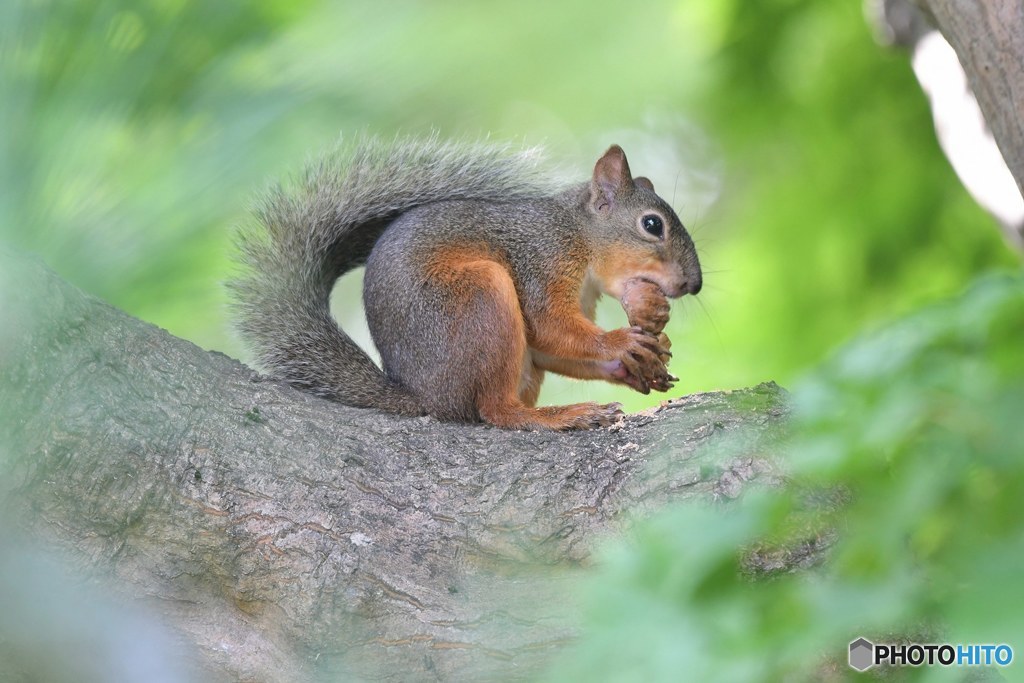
[918,0,1024,199]
[0,248,789,681]
[874,0,1024,249]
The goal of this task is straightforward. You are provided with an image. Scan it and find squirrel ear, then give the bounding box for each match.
[634,176,655,192]
[590,145,634,213]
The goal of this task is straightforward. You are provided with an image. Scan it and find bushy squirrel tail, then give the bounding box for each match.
[228,135,549,414]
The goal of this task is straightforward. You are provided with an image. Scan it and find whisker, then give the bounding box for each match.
[695,283,733,295]
[693,296,723,345]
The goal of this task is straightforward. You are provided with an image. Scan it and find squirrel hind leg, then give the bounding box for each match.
[480,400,624,431]
[385,250,530,422]
[390,250,622,431]
[501,354,623,429]
[453,269,621,431]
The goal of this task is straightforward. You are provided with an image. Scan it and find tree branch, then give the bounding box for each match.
[0,248,789,681]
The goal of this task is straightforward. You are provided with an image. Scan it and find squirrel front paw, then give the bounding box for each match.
[600,327,675,395]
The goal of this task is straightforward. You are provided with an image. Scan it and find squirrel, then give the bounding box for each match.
[230,136,702,430]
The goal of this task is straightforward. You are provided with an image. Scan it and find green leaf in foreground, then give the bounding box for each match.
[548,272,1024,683]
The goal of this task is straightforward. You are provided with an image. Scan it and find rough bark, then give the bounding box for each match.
[916,0,1024,200]
[0,248,788,682]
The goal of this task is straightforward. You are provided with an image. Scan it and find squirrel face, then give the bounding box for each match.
[585,145,702,300]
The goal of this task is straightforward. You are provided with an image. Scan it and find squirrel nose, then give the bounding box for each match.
[668,277,701,298]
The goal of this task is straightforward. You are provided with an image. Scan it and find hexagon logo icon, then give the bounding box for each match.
[849,637,875,671]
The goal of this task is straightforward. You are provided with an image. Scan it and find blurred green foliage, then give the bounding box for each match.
[1,0,1016,409]
[548,273,1024,682]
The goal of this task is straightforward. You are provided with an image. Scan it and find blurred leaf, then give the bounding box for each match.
[550,273,1024,681]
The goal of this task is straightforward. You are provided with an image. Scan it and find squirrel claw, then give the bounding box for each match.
[577,402,626,429]
[648,375,675,392]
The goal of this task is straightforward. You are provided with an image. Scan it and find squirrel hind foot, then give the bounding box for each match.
[480,401,624,431]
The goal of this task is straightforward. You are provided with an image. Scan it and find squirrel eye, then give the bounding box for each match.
[640,214,664,239]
